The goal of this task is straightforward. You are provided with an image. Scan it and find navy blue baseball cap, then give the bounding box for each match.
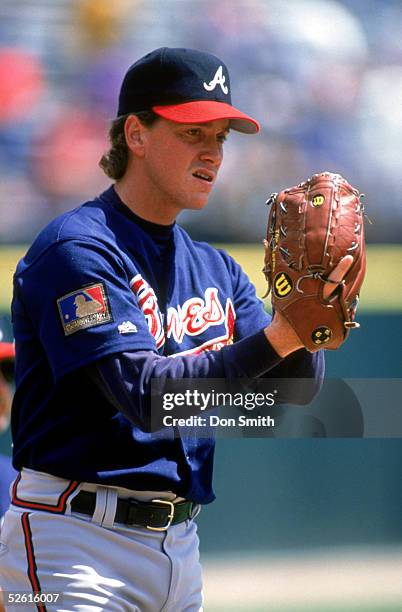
[117,47,260,134]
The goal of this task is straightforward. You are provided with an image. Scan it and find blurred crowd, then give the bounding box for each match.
[0,0,402,243]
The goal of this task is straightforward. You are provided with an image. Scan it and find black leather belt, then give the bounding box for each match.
[71,491,199,531]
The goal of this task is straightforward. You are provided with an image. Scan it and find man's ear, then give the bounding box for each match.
[124,115,146,158]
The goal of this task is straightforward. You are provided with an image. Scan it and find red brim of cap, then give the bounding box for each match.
[0,343,15,361]
[153,101,260,134]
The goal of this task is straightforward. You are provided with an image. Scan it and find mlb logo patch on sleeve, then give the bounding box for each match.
[57,283,112,336]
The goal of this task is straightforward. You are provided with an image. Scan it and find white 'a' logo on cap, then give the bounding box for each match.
[203,66,229,94]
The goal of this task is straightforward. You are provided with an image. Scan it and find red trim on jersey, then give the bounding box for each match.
[12,474,80,513]
[21,512,47,612]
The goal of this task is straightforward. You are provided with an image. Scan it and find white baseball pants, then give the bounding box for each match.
[0,469,203,611]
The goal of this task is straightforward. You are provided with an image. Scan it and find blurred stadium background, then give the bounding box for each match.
[0,1,401,610]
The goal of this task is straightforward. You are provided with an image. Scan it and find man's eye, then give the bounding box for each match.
[187,129,200,137]
[217,133,227,143]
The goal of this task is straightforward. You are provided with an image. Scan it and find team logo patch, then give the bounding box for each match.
[312,194,325,207]
[273,272,293,298]
[312,326,332,345]
[57,283,112,336]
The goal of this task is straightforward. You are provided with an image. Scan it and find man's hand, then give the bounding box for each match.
[262,173,366,352]
[322,255,353,300]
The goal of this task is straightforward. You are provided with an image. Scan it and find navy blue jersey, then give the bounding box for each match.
[11,186,323,503]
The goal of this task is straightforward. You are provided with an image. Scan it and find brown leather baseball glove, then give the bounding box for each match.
[263,172,366,351]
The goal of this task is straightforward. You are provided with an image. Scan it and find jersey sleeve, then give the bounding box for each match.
[217,249,271,339]
[13,238,157,380]
[217,248,325,402]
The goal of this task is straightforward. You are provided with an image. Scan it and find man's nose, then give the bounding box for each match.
[199,141,223,167]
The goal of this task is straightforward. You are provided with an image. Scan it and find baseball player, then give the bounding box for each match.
[0,48,352,611]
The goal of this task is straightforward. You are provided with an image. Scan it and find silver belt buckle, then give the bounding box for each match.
[147,499,175,531]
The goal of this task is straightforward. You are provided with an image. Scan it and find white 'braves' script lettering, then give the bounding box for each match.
[167,288,226,344]
[173,299,236,356]
[130,275,165,349]
[130,275,235,351]
[203,66,229,95]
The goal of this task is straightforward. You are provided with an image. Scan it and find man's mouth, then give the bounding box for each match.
[192,171,214,183]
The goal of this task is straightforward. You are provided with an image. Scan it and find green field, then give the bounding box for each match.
[1,244,401,312]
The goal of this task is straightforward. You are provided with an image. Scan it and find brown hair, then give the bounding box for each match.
[99,111,159,180]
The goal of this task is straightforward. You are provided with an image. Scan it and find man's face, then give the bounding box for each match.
[141,118,229,215]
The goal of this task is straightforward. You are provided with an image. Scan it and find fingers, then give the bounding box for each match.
[323,255,354,300]
[328,255,354,282]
